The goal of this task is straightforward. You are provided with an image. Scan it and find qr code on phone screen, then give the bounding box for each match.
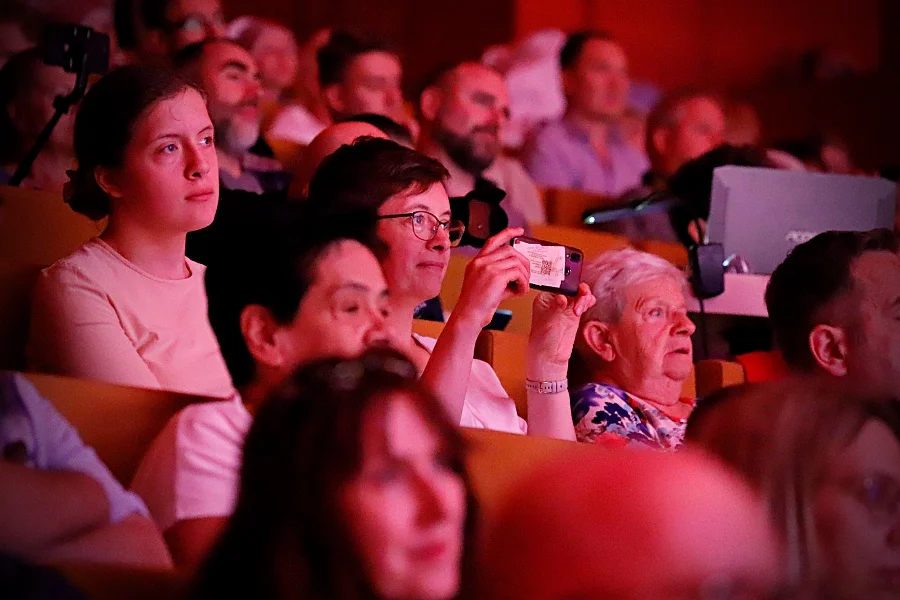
[540,260,552,275]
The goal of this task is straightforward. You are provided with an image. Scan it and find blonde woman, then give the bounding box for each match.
[686,379,900,599]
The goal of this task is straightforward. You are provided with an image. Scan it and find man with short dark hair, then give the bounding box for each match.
[419,62,545,228]
[132,209,393,569]
[523,30,648,197]
[115,0,225,62]
[765,228,900,395]
[317,31,405,125]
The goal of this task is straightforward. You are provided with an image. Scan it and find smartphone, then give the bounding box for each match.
[510,236,583,296]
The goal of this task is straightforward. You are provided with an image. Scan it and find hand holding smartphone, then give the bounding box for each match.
[510,236,583,296]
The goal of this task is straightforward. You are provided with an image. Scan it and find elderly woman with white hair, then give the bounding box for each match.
[572,248,696,449]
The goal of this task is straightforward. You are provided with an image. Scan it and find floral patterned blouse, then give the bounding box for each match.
[571,383,695,450]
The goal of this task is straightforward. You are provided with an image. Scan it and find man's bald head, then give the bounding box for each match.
[296,122,389,194]
[477,451,782,600]
[419,61,509,175]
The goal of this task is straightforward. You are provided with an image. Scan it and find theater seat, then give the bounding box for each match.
[528,223,630,261]
[56,564,186,600]
[543,188,619,228]
[412,318,446,339]
[0,185,103,265]
[694,359,747,398]
[464,428,599,521]
[0,260,43,370]
[475,329,528,417]
[24,373,216,487]
[635,239,689,269]
[735,350,789,383]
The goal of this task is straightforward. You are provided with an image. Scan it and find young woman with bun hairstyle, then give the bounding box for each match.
[28,64,235,398]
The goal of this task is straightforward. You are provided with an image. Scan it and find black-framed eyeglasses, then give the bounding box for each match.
[377,211,466,248]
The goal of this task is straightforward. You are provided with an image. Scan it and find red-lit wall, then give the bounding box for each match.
[515,0,882,91]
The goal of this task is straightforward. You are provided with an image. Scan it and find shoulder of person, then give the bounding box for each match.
[174,399,252,451]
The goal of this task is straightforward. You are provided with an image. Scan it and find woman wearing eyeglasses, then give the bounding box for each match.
[190,348,474,600]
[686,378,900,599]
[308,137,595,439]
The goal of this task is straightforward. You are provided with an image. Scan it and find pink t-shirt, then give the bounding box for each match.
[130,396,251,532]
[413,334,526,435]
[28,238,235,399]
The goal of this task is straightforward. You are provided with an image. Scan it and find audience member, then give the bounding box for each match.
[522,30,649,197]
[0,48,77,192]
[477,450,782,599]
[27,65,235,399]
[645,90,725,182]
[774,132,856,174]
[765,228,900,396]
[131,213,393,569]
[175,39,289,195]
[294,121,389,195]
[722,100,762,147]
[265,28,333,147]
[571,248,695,448]
[308,137,595,439]
[419,62,545,227]
[114,0,225,63]
[190,349,472,600]
[667,144,771,247]
[317,31,405,126]
[0,372,171,567]
[686,378,900,598]
[227,16,298,107]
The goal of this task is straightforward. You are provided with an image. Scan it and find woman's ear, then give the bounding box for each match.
[240,305,287,371]
[582,321,616,363]
[94,166,124,199]
[808,324,849,377]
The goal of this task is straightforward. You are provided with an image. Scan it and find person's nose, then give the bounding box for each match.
[413,470,454,526]
[185,142,211,180]
[364,308,396,349]
[673,310,696,337]
[427,224,450,252]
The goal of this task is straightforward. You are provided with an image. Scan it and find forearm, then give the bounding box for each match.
[0,461,109,557]
[41,515,173,569]
[524,355,575,441]
[419,312,482,424]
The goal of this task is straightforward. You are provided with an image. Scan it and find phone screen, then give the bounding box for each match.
[511,237,583,296]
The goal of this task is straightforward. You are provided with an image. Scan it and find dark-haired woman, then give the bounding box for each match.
[0,48,77,192]
[28,65,235,399]
[191,348,472,600]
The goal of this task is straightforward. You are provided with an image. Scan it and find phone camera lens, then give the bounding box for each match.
[570,253,582,263]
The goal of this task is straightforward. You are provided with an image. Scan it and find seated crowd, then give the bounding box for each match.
[1,0,899,599]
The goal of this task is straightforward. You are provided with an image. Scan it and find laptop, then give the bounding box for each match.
[706,166,897,275]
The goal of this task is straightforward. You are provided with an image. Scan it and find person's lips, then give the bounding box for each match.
[418,260,447,271]
[667,345,692,356]
[186,188,216,202]
[409,540,450,562]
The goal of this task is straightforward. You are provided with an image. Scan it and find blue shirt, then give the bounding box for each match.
[523,118,649,196]
[0,372,149,523]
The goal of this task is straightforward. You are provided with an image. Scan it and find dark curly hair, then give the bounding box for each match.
[67,64,204,220]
